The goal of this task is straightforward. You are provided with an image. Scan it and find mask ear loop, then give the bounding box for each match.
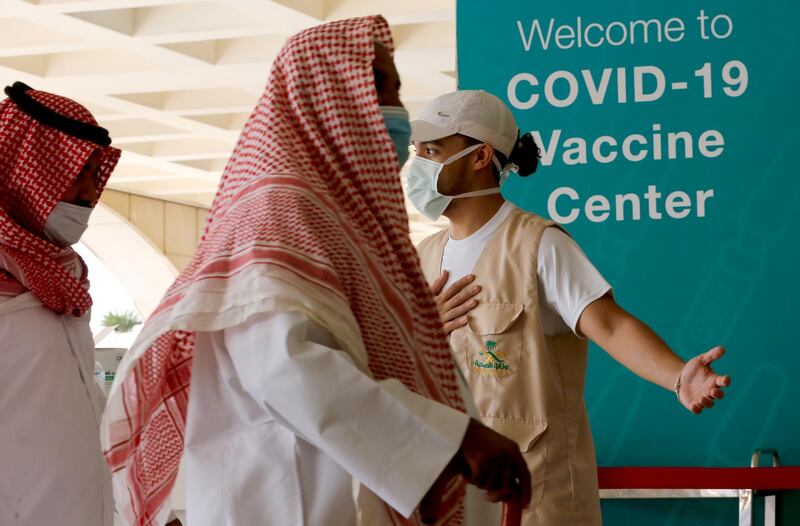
[442,143,484,166]
[493,155,519,186]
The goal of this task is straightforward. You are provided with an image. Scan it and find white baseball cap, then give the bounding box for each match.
[410,90,519,157]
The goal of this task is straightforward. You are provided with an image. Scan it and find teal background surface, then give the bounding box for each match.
[456,1,799,523]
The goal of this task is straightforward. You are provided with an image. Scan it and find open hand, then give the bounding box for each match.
[678,346,731,414]
[431,271,481,335]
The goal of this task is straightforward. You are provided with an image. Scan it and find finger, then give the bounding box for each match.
[443,285,481,312]
[691,403,703,414]
[694,396,714,411]
[514,459,532,508]
[431,271,449,296]
[442,316,468,335]
[486,465,510,496]
[500,468,525,504]
[700,346,725,365]
[484,490,505,503]
[440,275,476,303]
[489,461,528,505]
[710,388,725,400]
[442,298,480,323]
[715,375,731,387]
[484,475,515,504]
[487,488,515,504]
[472,463,492,489]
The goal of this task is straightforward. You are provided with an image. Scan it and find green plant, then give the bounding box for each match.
[101,310,141,333]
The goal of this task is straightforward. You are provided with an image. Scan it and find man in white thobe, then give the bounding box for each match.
[101,17,530,526]
[0,82,121,526]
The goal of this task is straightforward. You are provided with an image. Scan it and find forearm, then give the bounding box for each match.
[592,310,685,390]
[580,297,730,414]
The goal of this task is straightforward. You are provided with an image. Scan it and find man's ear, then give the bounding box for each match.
[472,143,495,171]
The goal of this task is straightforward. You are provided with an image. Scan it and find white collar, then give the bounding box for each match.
[448,200,515,247]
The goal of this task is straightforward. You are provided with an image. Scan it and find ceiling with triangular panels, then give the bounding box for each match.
[1,0,456,236]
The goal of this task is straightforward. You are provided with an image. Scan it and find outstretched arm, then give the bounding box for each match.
[577,295,731,414]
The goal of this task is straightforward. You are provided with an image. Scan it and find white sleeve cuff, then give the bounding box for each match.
[370,379,470,517]
[568,284,613,338]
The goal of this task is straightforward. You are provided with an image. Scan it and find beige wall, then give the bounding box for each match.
[83,204,180,318]
[100,188,446,276]
[101,189,210,272]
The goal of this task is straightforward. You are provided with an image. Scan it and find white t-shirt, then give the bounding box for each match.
[441,201,611,336]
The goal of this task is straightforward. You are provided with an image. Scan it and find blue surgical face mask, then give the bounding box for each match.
[380,106,411,168]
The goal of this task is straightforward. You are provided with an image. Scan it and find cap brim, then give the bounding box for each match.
[410,119,457,143]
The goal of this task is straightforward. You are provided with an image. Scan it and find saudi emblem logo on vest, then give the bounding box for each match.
[473,340,510,372]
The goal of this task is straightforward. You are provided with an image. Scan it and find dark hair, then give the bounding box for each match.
[498,132,540,177]
[459,132,540,179]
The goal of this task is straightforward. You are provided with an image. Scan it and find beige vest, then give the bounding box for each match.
[418,208,602,526]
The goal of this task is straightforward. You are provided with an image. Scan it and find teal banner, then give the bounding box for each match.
[456,1,799,523]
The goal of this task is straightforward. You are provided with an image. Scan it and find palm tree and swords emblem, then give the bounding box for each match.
[478,340,507,366]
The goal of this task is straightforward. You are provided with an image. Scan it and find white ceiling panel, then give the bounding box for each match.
[1,0,456,240]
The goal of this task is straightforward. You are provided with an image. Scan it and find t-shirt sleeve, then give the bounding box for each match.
[537,227,612,336]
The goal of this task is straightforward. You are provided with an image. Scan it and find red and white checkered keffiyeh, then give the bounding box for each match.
[0,88,120,315]
[102,16,466,526]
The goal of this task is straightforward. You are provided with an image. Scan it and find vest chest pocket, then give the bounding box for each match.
[464,302,524,378]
